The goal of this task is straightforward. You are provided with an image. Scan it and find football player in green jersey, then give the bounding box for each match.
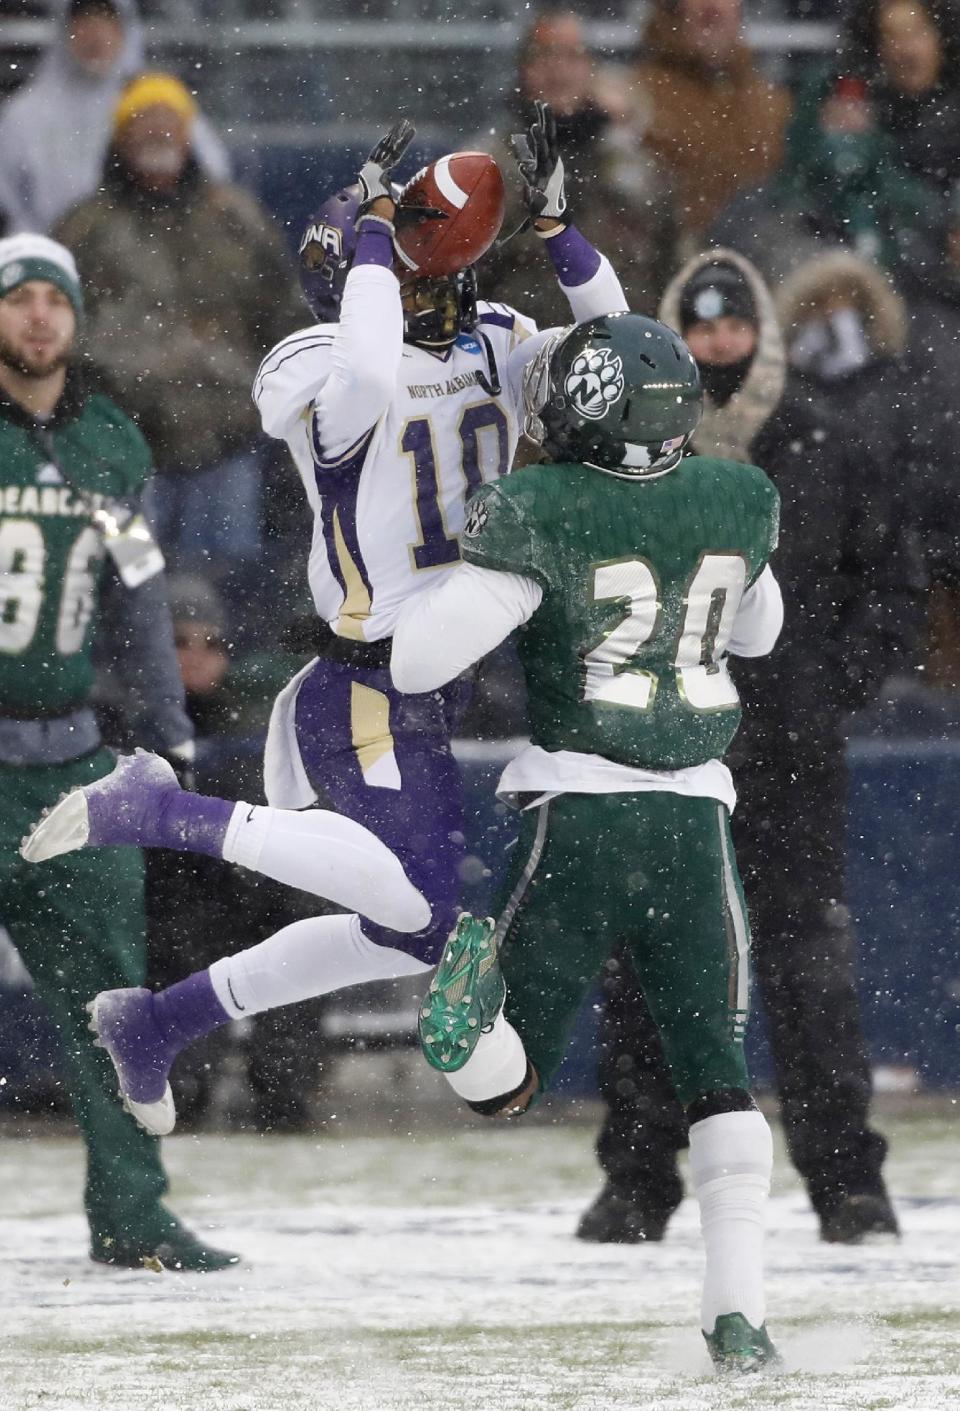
[578,253,905,1249]
[393,312,784,1375]
[0,233,235,1271]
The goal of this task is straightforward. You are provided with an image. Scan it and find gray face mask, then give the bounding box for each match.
[789,307,871,381]
[520,326,570,447]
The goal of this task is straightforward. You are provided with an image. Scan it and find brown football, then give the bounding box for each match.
[394,152,505,277]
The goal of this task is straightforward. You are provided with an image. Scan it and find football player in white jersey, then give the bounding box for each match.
[22,107,628,1140]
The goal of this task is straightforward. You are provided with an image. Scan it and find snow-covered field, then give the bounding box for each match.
[2,1090,957,1411]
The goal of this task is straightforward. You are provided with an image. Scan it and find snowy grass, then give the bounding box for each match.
[2,1099,958,1410]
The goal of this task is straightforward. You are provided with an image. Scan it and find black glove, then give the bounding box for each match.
[356,118,416,214]
[511,100,569,225]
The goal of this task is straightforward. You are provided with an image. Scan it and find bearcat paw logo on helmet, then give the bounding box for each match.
[565,349,624,420]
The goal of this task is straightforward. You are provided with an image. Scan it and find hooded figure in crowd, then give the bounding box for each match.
[577,249,924,1248]
[0,0,229,235]
[778,248,960,697]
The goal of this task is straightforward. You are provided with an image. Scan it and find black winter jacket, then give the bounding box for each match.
[730,369,925,772]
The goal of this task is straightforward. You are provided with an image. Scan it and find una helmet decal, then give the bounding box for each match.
[564,347,624,420]
[299,222,343,259]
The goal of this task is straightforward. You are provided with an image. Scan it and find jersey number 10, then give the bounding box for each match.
[401,403,509,571]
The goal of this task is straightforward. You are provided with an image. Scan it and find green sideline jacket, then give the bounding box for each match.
[0,372,192,763]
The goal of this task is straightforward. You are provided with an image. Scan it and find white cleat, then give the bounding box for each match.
[20,789,90,863]
[121,1088,177,1138]
[85,995,178,1138]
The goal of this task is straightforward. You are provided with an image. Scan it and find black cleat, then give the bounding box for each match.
[91,1219,239,1272]
[820,1192,900,1244]
[576,1183,676,1243]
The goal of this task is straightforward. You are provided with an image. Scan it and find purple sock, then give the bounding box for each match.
[155,792,235,859]
[152,970,230,1049]
[544,224,601,287]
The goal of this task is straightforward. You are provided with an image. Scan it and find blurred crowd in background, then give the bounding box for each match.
[2,0,960,1130]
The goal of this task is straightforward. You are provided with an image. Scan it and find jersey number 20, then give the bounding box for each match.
[583,553,747,712]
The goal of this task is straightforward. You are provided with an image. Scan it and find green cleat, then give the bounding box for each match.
[419,914,505,1073]
[704,1313,782,1377]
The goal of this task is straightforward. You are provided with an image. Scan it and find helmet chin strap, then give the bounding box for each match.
[476,330,501,397]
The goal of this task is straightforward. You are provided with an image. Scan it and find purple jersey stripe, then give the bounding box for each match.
[311,430,375,617]
[311,421,375,470]
[477,310,516,331]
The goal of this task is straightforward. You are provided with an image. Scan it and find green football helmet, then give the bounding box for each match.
[522,312,703,478]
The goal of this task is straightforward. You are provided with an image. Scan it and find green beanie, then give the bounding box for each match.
[0,234,84,317]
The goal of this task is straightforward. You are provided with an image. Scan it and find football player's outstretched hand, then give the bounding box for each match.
[511,100,568,224]
[357,119,416,212]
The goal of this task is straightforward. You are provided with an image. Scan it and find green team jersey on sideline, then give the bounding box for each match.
[460,455,780,771]
[0,388,153,717]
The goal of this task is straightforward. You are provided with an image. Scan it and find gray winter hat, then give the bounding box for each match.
[0,234,84,317]
[166,573,228,635]
[679,261,756,332]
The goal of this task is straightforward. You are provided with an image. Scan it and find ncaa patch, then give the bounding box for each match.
[462,499,489,538]
[564,347,624,420]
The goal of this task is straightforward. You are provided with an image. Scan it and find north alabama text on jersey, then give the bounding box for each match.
[406,370,484,400]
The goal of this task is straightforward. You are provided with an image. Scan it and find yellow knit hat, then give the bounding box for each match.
[113,73,197,135]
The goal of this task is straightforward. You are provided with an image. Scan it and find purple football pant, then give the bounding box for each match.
[293,657,469,967]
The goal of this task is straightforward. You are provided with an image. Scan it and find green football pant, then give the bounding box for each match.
[496,791,751,1108]
[0,750,171,1249]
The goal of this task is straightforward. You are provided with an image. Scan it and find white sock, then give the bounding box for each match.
[443,1015,528,1104]
[221,803,431,932]
[209,912,430,1018]
[689,1110,772,1334]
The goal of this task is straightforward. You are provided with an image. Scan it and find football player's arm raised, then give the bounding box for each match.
[312,120,415,461]
[514,100,627,322]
